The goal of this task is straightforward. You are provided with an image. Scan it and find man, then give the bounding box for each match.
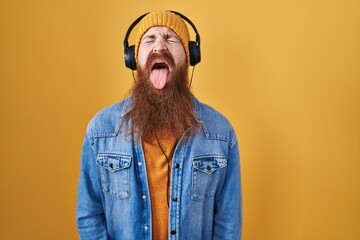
[77,10,242,240]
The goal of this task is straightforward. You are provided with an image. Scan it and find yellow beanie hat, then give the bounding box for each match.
[135,10,190,65]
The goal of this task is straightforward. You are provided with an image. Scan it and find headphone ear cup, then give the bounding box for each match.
[188,41,201,66]
[124,45,137,70]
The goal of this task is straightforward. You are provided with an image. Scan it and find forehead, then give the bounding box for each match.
[142,26,179,38]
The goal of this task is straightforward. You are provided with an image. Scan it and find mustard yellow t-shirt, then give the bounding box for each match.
[142,137,177,240]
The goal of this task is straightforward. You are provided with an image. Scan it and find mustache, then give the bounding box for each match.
[145,51,176,69]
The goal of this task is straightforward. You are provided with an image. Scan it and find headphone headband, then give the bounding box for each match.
[123,12,148,50]
[123,11,201,70]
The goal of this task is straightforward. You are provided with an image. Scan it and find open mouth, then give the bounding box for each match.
[151,62,169,71]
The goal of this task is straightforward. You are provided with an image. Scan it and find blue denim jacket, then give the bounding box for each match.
[77,97,242,240]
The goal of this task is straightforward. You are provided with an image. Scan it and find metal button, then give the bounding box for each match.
[144,226,149,231]
[142,195,146,200]
[175,163,180,168]
[172,197,177,202]
[138,162,142,167]
[207,165,212,171]
[170,230,176,235]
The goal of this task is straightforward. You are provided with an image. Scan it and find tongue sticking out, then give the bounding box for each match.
[151,68,169,90]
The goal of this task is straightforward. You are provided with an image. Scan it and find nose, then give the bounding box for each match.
[152,36,167,53]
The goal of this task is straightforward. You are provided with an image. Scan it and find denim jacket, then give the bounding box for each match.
[77,97,242,240]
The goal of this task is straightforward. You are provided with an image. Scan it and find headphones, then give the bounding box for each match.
[123,11,201,70]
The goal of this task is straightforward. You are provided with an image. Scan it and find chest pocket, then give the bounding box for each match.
[191,155,227,201]
[96,153,131,199]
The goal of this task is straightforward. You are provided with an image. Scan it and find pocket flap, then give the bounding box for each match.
[96,154,131,172]
[192,155,227,174]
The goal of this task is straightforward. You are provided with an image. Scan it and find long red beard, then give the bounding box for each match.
[123,54,199,142]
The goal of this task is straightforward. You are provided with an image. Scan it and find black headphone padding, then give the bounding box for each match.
[124,11,201,70]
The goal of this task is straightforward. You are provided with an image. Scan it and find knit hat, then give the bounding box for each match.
[135,10,190,65]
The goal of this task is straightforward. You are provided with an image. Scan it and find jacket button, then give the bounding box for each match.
[170,230,176,235]
[175,163,180,168]
[207,165,212,171]
[172,197,177,202]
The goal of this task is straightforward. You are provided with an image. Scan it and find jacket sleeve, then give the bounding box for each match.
[213,137,242,240]
[76,133,109,240]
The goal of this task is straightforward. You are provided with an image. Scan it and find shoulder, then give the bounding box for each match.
[195,98,237,145]
[86,97,132,137]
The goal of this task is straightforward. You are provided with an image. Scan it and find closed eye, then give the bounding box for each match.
[158,33,178,43]
[167,37,179,43]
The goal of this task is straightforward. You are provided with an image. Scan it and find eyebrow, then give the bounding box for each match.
[142,32,180,40]
[142,34,156,40]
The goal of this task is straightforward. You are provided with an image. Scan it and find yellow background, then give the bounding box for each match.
[0,0,359,239]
